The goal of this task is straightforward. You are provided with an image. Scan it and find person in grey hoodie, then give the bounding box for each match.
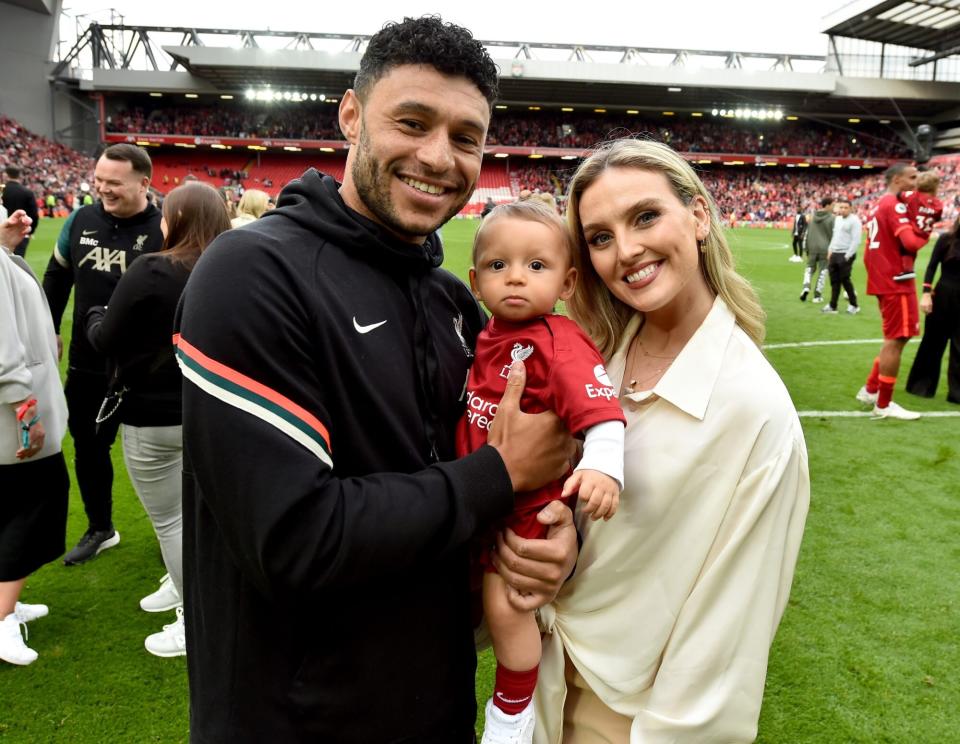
[0,209,69,666]
[800,196,835,302]
[822,200,863,314]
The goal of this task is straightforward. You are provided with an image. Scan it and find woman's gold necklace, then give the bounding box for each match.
[623,329,679,395]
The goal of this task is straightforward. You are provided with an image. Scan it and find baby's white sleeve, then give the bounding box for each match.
[574,420,625,490]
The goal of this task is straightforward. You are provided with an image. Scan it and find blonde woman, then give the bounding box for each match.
[533,140,810,743]
[231,188,270,228]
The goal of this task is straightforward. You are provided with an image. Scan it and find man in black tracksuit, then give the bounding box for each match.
[174,18,577,744]
[43,144,163,564]
[1,165,40,257]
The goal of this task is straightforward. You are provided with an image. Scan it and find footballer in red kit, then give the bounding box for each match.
[858,164,928,419]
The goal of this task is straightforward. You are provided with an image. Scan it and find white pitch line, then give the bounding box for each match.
[764,339,883,350]
[798,410,960,418]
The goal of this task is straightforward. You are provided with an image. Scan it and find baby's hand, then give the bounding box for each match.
[561,469,620,521]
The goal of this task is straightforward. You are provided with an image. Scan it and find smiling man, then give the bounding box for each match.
[43,144,163,565]
[174,17,578,743]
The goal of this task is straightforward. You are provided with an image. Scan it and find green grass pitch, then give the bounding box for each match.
[2,216,957,742]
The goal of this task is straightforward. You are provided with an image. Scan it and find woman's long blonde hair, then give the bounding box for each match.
[565,139,765,357]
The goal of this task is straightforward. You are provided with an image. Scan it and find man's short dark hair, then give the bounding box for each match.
[884,162,910,185]
[102,143,153,180]
[820,196,834,208]
[354,16,499,106]
[4,165,21,179]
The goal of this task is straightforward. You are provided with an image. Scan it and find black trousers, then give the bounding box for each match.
[12,236,30,258]
[64,369,122,532]
[906,282,960,403]
[792,234,803,257]
[828,256,858,309]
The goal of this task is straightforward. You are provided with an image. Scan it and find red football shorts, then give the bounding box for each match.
[877,293,920,339]
[481,492,575,573]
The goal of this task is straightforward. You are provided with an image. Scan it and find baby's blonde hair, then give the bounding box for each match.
[917,171,940,194]
[472,200,575,268]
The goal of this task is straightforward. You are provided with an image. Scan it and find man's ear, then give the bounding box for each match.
[339,89,362,145]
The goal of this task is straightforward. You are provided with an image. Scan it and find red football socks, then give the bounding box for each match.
[492,663,539,715]
[877,374,896,409]
[865,357,881,394]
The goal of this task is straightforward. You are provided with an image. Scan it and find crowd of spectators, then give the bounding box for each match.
[486,113,910,159]
[107,104,911,159]
[0,116,95,214]
[506,160,916,225]
[3,111,954,228]
[108,106,341,141]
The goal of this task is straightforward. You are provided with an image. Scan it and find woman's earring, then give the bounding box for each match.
[697,238,706,252]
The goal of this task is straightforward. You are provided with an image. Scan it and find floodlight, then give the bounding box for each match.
[309,93,317,101]
[246,89,255,100]
[712,109,719,116]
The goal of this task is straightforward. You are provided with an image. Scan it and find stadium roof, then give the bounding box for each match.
[53,24,960,122]
[3,0,56,13]
[824,0,960,63]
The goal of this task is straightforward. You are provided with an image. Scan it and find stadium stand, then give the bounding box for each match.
[105,103,910,160]
[150,151,251,192]
[0,115,95,213]
[4,110,956,229]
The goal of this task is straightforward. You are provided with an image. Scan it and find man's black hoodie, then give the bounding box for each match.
[175,171,513,743]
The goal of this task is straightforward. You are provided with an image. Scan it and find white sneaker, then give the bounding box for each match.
[14,602,48,623]
[847,305,861,315]
[0,613,38,666]
[872,401,921,420]
[480,698,535,744]
[140,574,181,613]
[789,255,803,263]
[856,386,879,405]
[144,607,186,658]
[812,295,824,304]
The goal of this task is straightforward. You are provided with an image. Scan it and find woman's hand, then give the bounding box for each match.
[920,293,933,315]
[492,500,579,612]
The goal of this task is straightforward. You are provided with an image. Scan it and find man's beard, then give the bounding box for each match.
[351,125,469,242]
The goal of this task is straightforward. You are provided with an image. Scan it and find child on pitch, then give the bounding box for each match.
[895,170,943,282]
[457,201,626,744]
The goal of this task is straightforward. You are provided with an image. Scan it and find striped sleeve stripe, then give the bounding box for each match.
[174,334,332,468]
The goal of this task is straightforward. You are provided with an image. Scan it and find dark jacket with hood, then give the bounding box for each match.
[174,170,513,743]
